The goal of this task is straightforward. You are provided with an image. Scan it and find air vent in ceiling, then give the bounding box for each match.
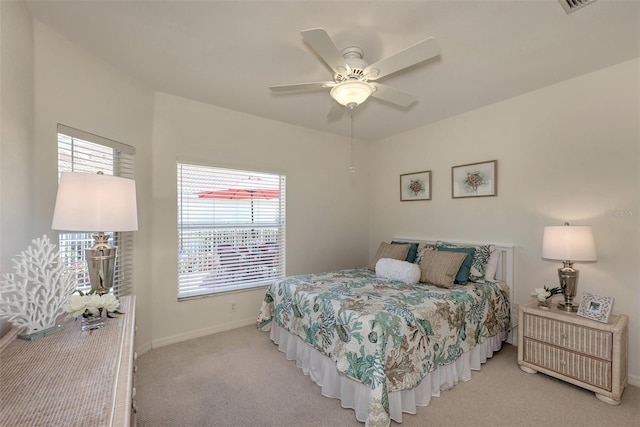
[558,0,598,14]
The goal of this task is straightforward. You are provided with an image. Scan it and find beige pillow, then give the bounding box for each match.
[369,242,411,271]
[419,250,468,288]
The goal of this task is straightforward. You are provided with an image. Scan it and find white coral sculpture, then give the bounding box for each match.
[0,235,76,334]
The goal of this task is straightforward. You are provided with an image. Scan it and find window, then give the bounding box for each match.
[177,162,286,299]
[56,124,135,296]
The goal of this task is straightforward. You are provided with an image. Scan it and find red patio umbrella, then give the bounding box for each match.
[196,188,279,222]
[197,188,279,200]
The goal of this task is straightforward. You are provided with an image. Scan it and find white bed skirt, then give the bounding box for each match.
[270,324,507,424]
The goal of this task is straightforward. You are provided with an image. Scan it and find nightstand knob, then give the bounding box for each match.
[560,332,567,340]
[559,359,567,366]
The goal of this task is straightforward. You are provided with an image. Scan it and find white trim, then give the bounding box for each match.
[149,317,256,350]
[176,156,286,177]
[57,124,135,155]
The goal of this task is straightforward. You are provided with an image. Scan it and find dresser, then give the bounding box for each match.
[517,298,628,404]
[0,295,137,426]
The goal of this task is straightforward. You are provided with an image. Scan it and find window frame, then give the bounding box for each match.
[176,161,286,300]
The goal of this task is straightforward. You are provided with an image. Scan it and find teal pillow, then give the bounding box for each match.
[436,246,475,284]
[392,241,419,264]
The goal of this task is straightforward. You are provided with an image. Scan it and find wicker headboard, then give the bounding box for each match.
[392,237,516,343]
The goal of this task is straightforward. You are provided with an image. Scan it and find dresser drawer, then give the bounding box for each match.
[523,338,612,391]
[523,312,613,360]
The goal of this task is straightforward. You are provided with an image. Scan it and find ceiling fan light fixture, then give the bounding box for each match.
[330,81,373,108]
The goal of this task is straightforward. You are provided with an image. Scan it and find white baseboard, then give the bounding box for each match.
[136,341,152,356]
[148,317,257,350]
[507,324,518,345]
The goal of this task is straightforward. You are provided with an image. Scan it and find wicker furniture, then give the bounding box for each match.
[517,298,628,404]
[0,295,137,426]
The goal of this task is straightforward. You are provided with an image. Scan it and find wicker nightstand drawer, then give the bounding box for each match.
[517,299,628,404]
[523,338,612,390]
[522,312,613,360]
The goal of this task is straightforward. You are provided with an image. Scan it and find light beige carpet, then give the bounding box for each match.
[137,325,639,427]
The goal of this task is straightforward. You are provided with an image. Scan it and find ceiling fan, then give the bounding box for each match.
[269,28,441,119]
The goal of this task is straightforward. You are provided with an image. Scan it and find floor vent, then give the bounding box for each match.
[558,0,598,14]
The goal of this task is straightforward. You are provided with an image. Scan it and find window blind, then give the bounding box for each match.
[177,162,286,299]
[57,124,135,296]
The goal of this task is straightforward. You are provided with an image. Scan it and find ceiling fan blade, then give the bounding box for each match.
[269,81,335,93]
[327,102,345,121]
[364,37,440,81]
[370,83,418,107]
[301,28,350,75]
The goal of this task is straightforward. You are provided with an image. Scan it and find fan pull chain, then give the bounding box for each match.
[349,113,356,174]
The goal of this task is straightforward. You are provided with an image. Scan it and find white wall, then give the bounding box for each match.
[367,59,640,385]
[0,0,34,337]
[31,21,156,350]
[149,92,369,347]
[6,12,369,352]
[5,7,639,388]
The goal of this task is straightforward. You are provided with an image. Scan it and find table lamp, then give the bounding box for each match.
[52,172,138,295]
[542,222,597,312]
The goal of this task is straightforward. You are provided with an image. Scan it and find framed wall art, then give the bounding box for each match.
[400,171,431,201]
[577,292,614,323]
[452,160,497,198]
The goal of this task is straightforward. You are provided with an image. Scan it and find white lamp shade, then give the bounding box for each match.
[52,172,138,232]
[330,81,373,107]
[542,225,597,262]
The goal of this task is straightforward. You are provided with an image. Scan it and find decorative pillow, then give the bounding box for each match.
[414,242,437,265]
[369,242,411,271]
[391,241,419,263]
[484,249,501,282]
[436,246,475,284]
[469,244,496,283]
[418,250,467,288]
[375,258,421,285]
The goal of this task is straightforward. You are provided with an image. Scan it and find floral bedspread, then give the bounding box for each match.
[256,268,510,426]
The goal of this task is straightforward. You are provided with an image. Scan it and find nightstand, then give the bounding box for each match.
[517,298,628,404]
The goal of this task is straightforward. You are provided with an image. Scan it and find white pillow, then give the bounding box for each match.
[484,250,501,282]
[375,258,421,285]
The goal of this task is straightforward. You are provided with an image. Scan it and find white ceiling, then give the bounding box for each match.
[26,0,640,141]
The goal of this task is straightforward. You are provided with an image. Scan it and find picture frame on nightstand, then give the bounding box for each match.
[577,292,614,323]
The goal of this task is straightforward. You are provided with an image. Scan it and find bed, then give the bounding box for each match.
[256,238,515,426]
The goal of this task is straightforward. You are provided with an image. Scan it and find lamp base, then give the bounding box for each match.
[86,232,117,295]
[557,301,579,312]
[557,262,579,313]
